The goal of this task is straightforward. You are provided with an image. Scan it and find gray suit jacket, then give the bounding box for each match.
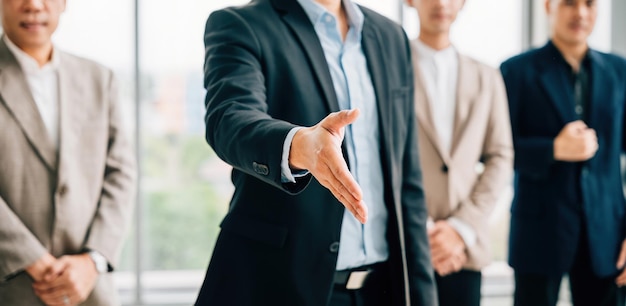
[0,38,135,305]
[411,44,514,270]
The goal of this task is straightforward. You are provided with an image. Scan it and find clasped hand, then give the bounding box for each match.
[429,220,467,276]
[26,253,99,306]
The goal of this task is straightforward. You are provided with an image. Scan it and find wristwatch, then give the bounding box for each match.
[88,251,109,274]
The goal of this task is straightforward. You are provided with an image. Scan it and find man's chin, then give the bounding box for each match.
[565,36,590,46]
[555,33,589,47]
[15,36,52,51]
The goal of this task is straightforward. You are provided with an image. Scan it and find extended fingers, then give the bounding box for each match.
[314,146,367,223]
[320,174,367,224]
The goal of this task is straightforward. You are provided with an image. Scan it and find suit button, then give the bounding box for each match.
[575,105,583,115]
[441,164,448,173]
[58,185,68,197]
[329,242,340,253]
[252,162,269,176]
[582,166,589,176]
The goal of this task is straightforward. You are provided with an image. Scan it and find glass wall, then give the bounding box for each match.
[134,0,246,304]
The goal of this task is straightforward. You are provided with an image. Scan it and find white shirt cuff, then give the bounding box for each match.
[281,127,309,183]
[447,217,477,248]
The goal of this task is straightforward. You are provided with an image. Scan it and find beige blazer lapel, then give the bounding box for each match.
[411,47,450,163]
[450,54,479,159]
[56,52,88,184]
[0,40,57,170]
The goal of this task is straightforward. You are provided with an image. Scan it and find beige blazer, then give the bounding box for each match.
[0,38,135,305]
[411,45,514,270]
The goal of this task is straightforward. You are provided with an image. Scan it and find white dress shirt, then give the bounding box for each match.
[413,39,457,153]
[413,39,477,248]
[280,0,389,270]
[4,35,60,150]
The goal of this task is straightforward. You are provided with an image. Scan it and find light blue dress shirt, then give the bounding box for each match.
[281,0,388,270]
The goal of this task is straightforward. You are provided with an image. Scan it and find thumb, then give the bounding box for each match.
[321,109,360,134]
[617,240,626,269]
[566,120,587,133]
[428,222,441,237]
[43,257,68,282]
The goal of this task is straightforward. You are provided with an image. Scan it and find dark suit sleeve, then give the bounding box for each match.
[501,62,555,179]
[622,59,626,240]
[204,9,311,193]
[623,59,626,154]
[400,33,438,306]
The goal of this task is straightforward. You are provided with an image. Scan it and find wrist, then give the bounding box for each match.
[25,253,55,281]
[288,128,307,170]
[86,251,108,274]
[553,138,560,159]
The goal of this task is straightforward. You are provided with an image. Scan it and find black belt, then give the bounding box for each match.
[333,262,385,290]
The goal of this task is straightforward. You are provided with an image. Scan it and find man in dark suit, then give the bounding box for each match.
[196,0,436,305]
[501,0,626,305]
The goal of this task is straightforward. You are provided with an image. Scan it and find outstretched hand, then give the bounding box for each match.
[289,109,367,224]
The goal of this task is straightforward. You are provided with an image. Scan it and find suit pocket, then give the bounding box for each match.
[388,87,411,143]
[220,213,288,248]
[390,87,411,115]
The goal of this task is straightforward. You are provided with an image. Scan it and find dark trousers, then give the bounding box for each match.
[328,263,391,306]
[514,222,626,306]
[435,269,482,306]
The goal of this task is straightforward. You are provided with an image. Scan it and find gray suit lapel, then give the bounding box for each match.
[450,54,478,159]
[413,57,450,163]
[361,22,392,173]
[56,52,80,184]
[0,39,57,170]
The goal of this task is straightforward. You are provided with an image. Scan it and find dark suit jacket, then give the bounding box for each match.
[196,0,436,305]
[501,41,626,278]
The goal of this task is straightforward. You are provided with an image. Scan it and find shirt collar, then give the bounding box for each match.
[413,38,456,60]
[3,35,60,75]
[547,39,592,73]
[297,0,364,35]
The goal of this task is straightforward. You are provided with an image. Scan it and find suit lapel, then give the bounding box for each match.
[361,21,392,169]
[587,50,609,127]
[412,54,449,162]
[360,12,400,216]
[273,0,340,113]
[450,54,477,158]
[56,52,82,183]
[0,40,57,171]
[538,44,576,124]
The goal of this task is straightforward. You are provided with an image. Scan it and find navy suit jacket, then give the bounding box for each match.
[501,41,626,277]
[196,0,436,305]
